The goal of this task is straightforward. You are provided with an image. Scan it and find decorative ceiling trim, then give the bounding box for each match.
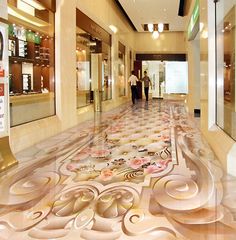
[114,0,137,31]
[136,53,186,61]
[142,23,169,31]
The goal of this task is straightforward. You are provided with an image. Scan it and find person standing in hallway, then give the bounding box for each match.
[141,71,152,101]
[128,70,139,104]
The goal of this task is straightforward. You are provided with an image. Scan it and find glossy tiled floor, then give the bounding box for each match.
[0,100,236,240]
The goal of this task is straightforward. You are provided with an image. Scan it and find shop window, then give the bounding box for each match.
[216,1,236,140]
[102,42,112,101]
[8,0,55,127]
[118,42,126,97]
[76,28,95,108]
[76,9,111,108]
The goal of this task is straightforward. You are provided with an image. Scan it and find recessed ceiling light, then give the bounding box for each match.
[148,23,153,32]
[158,23,164,32]
[164,8,167,12]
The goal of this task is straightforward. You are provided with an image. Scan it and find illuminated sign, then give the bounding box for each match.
[188,0,199,40]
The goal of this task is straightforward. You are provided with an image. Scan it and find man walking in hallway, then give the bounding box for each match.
[142,70,152,101]
[128,70,139,104]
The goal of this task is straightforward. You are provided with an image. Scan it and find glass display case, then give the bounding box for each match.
[7,0,55,126]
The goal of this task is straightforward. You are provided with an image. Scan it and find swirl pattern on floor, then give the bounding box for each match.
[0,100,236,240]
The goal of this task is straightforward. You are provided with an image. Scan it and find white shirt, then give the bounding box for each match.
[128,74,139,86]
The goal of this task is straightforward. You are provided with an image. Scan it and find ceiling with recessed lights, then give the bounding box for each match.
[117,0,192,32]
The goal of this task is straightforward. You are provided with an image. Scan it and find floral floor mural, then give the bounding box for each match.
[0,100,236,240]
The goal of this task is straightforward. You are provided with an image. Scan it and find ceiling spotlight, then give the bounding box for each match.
[152,30,159,39]
[148,23,154,32]
[158,23,164,32]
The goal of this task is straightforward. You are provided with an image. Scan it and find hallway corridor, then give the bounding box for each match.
[0,100,236,240]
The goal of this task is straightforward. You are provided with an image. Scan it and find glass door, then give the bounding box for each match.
[216,0,236,140]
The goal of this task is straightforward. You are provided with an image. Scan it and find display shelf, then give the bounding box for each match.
[8,22,54,95]
[10,92,54,105]
[9,56,35,63]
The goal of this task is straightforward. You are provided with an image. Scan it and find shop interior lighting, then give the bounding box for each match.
[148,23,153,32]
[109,25,118,33]
[158,23,164,33]
[21,0,45,10]
[8,6,47,27]
[202,30,208,39]
[87,42,97,46]
[200,22,204,32]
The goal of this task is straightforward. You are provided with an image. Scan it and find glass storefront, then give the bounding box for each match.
[8,0,55,127]
[142,60,187,98]
[216,0,236,140]
[76,9,111,109]
[102,42,112,101]
[76,27,96,108]
[118,42,125,97]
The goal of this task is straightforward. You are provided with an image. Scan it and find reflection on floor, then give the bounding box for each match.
[1,100,236,240]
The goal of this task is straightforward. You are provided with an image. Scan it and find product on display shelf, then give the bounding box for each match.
[22,74,31,92]
[18,40,27,58]
[8,40,15,57]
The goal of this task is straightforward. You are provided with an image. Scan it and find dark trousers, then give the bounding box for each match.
[131,85,137,104]
[144,87,149,101]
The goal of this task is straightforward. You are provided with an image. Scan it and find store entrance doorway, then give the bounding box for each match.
[142,61,165,99]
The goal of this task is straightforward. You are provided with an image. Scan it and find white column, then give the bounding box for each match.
[55,0,77,129]
[187,37,200,114]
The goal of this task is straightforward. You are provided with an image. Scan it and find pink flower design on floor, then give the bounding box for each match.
[66,163,78,172]
[107,125,123,133]
[99,168,114,181]
[71,152,90,161]
[145,158,172,174]
[128,157,150,170]
[80,148,91,155]
[91,149,111,158]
